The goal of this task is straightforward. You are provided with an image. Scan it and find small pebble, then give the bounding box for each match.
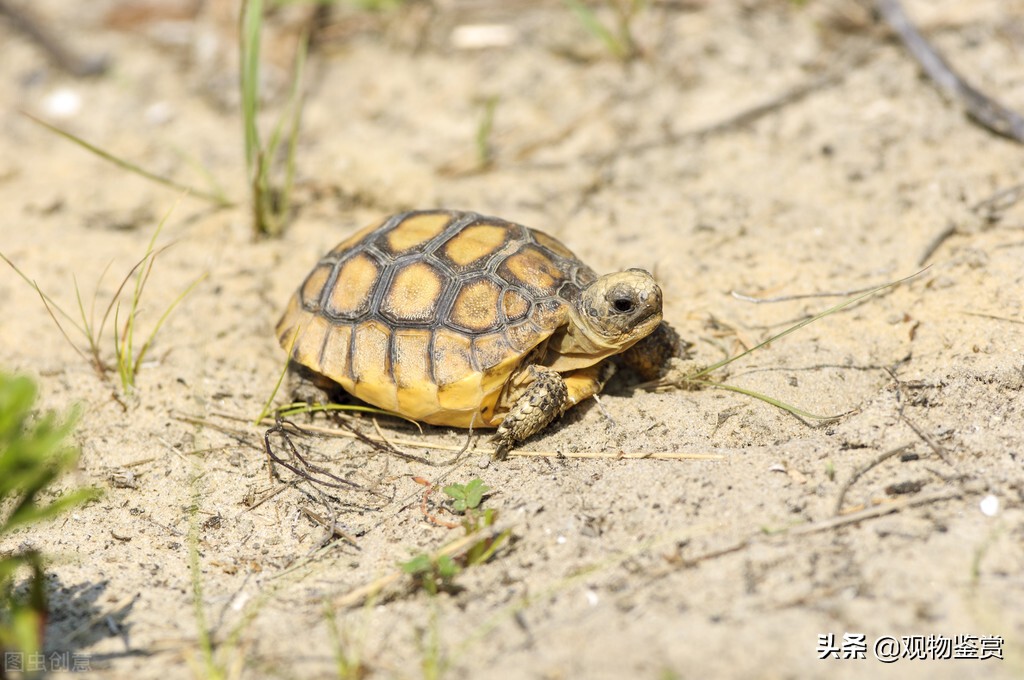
[43,87,82,119]
[979,494,999,517]
[451,24,518,50]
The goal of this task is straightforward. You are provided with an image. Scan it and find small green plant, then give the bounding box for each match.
[441,479,508,567]
[474,96,500,170]
[825,459,836,481]
[113,213,208,393]
[400,479,507,595]
[1,207,206,395]
[564,0,647,61]
[241,0,309,237]
[442,478,488,514]
[0,373,99,661]
[400,553,461,596]
[324,604,372,680]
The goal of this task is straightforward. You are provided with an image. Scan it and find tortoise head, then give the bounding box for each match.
[575,268,663,351]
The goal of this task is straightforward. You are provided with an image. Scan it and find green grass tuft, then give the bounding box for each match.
[2,203,206,395]
[240,0,309,237]
[0,373,100,661]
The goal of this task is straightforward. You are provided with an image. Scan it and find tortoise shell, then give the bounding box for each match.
[276,210,599,427]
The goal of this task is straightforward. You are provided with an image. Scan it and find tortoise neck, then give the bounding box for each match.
[541,309,622,372]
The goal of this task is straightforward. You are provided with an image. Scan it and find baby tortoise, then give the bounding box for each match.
[276,210,687,456]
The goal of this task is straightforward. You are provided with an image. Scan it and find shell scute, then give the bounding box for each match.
[380,260,446,324]
[449,276,503,333]
[324,252,383,319]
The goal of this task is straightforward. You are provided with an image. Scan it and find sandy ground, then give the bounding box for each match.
[1,0,1023,678]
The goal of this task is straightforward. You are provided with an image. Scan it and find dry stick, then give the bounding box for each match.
[876,0,1024,143]
[173,413,266,453]
[793,489,961,536]
[252,416,724,461]
[833,443,916,516]
[299,506,359,547]
[620,48,871,158]
[632,489,962,588]
[899,410,955,469]
[0,0,108,76]
[918,222,958,266]
[885,367,956,469]
[263,419,378,494]
[963,311,1024,326]
[972,182,1024,218]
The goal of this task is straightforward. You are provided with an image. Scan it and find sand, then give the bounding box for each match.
[1,0,1022,677]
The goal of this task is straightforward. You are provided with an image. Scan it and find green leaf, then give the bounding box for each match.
[442,483,467,501]
[463,479,489,510]
[0,373,99,659]
[400,554,432,576]
[435,555,459,581]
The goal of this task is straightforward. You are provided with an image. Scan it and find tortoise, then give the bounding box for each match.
[276,210,684,456]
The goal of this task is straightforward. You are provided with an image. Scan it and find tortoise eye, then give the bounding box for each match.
[613,298,635,313]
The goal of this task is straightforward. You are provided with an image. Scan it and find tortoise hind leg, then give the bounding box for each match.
[286,361,348,407]
[493,363,614,458]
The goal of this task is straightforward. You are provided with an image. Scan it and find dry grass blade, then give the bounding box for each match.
[329,520,514,610]
[257,417,724,461]
[274,403,424,432]
[692,380,842,423]
[263,419,380,495]
[1,252,99,372]
[694,269,927,381]
[23,112,233,206]
[189,410,725,461]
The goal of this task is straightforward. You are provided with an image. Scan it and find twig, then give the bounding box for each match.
[795,489,961,536]
[299,506,360,547]
[963,311,1024,326]
[885,367,956,469]
[876,0,1024,142]
[645,488,962,587]
[621,48,871,156]
[833,443,916,515]
[0,0,108,77]
[972,182,1024,218]
[899,411,955,468]
[918,222,958,265]
[263,418,382,495]
[413,476,460,529]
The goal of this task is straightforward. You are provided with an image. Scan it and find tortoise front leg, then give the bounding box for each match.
[493,363,614,458]
[619,321,703,388]
[618,321,685,380]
